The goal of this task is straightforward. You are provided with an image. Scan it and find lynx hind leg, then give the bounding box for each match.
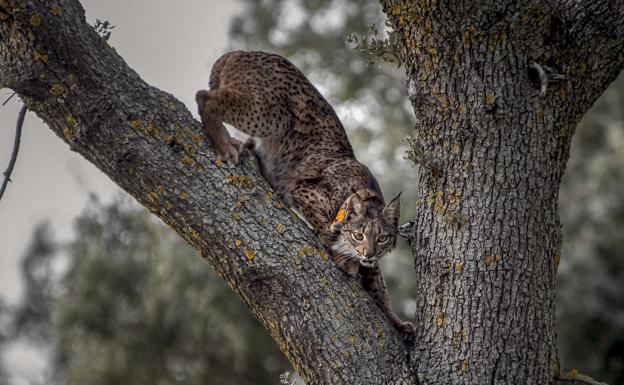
[361,268,415,334]
[195,90,242,162]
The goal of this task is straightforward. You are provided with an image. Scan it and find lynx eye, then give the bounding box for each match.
[377,234,390,243]
[351,232,364,241]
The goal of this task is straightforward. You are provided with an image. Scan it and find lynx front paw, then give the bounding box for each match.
[214,136,243,163]
[396,321,415,335]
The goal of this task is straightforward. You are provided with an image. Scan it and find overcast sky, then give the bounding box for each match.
[0,2,241,381]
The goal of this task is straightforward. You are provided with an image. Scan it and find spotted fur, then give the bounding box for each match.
[196,50,413,334]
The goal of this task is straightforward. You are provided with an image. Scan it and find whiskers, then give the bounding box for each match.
[331,239,360,264]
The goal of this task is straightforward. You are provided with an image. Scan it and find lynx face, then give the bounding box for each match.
[330,192,401,269]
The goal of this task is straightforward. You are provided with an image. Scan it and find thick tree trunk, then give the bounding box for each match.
[382,1,624,384]
[0,2,414,384]
[1,0,623,384]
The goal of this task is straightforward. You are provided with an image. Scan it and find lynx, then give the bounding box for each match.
[195,50,414,334]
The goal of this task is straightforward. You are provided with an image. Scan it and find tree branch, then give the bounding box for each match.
[0,1,415,384]
[557,369,610,385]
[0,104,26,202]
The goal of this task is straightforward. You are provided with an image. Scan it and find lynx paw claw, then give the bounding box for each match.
[397,321,415,335]
[215,137,242,163]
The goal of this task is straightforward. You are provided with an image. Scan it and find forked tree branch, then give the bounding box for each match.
[557,369,610,385]
[0,1,415,384]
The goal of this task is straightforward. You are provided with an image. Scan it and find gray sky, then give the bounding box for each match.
[0,1,240,381]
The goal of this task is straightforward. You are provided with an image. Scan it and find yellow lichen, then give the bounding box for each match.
[231,211,241,221]
[536,109,544,123]
[50,6,61,16]
[454,262,464,273]
[553,254,561,269]
[461,360,469,373]
[50,83,65,96]
[298,243,315,258]
[244,249,256,260]
[275,223,285,233]
[189,227,200,240]
[579,62,587,74]
[226,175,254,189]
[178,192,189,200]
[215,158,223,167]
[192,134,203,144]
[144,124,160,137]
[146,191,159,203]
[184,144,196,156]
[66,115,77,126]
[484,254,503,265]
[33,50,48,63]
[341,351,350,358]
[434,311,444,327]
[462,26,477,45]
[130,120,142,130]
[452,330,466,348]
[29,13,41,26]
[348,335,357,343]
[62,127,73,142]
[235,239,242,248]
[181,155,193,165]
[319,249,329,262]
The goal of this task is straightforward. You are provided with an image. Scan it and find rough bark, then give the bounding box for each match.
[0,1,414,384]
[1,0,623,384]
[380,1,624,384]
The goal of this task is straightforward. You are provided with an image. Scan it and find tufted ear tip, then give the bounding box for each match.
[382,193,401,225]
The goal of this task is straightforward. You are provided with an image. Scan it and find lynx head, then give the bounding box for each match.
[330,190,401,268]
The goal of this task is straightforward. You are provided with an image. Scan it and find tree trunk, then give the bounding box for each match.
[1,1,623,384]
[382,1,624,384]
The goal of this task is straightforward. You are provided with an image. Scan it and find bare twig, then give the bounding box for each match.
[2,92,16,106]
[557,369,610,385]
[0,104,27,202]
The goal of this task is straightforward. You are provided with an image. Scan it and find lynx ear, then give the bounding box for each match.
[346,191,365,217]
[382,193,401,226]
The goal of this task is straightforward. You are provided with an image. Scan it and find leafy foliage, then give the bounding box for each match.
[93,19,115,41]
[9,198,288,385]
[558,75,624,384]
[346,22,403,67]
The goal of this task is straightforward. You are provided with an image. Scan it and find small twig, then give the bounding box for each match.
[2,92,16,106]
[557,369,610,385]
[398,221,415,239]
[0,104,27,202]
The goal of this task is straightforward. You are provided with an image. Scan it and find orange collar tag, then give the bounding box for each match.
[332,208,346,225]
